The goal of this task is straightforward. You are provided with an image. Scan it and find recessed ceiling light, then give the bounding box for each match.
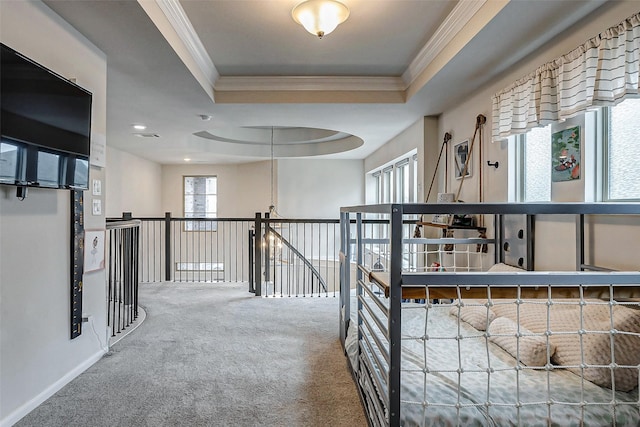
[184,158,191,162]
[133,124,147,130]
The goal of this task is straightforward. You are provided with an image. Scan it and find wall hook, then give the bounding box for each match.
[487,160,499,169]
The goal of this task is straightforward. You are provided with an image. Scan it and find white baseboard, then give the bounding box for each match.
[0,349,107,427]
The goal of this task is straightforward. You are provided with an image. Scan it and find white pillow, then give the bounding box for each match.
[449,300,496,331]
[489,317,556,367]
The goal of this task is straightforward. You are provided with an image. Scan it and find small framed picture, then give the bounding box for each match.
[551,126,580,182]
[84,229,105,273]
[453,140,471,179]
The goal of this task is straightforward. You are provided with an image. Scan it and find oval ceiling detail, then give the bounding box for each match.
[192,126,363,157]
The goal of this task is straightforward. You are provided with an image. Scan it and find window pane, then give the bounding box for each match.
[609,98,640,200]
[184,195,195,213]
[524,126,551,202]
[184,177,194,194]
[206,195,217,213]
[206,177,217,194]
[399,165,409,202]
[412,158,418,203]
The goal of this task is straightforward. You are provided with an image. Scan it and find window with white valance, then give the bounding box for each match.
[492,12,640,142]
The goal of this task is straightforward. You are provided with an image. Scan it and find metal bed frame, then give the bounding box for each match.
[339,202,640,427]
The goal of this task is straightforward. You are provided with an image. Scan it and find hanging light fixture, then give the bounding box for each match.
[292,0,350,39]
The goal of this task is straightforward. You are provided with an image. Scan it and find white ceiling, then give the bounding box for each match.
[42,0,609,165]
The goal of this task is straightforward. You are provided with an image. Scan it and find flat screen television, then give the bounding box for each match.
[0,43,92,190]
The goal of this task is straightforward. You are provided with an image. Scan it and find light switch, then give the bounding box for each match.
[92,199,102,216]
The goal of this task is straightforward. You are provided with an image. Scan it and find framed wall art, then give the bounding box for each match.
[551,126,580,182]
[453,139,471,179]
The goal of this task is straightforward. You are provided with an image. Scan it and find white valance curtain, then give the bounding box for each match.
[492,12,640,142]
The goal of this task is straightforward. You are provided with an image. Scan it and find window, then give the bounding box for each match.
[396,159,410,203]
[368,153,419,271]
[184,176,217,231]
[381,166,393,203]
[369,150,418,204]
[512,125,551,202]
[510,98,639,203]
[605,98,640,201]
[412,154,418,203]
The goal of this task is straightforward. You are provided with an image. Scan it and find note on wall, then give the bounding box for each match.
[84,229,105,273]
[91,132,106,168]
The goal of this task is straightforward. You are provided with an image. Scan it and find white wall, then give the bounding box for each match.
[277,159,364,218]
[0,2,108,425]
[106,146,162,217]
[438,1,640,271]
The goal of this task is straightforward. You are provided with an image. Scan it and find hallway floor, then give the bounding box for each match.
[16,282,366,427]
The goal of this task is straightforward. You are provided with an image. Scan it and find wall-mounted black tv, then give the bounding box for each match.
[0,43,92,191]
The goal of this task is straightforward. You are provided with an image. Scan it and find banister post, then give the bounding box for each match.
[164,212,171,282]
[263,212,270,293]
[248,228,255,293]
[254,212,262,296]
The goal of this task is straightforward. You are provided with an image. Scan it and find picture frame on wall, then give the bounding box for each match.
[454,139,471,179]
[551,126,580,182]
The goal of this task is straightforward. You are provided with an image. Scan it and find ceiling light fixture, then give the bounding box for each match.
[132,124,147,130]
[292,0,350,39]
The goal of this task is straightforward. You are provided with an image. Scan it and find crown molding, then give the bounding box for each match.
[402,0,487,87]
[155,0,219,86]
[215,76,405,92]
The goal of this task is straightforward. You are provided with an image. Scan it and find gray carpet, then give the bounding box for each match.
[17,282,367,427]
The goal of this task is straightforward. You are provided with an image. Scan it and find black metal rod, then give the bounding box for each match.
[164,212,171,282]
[248,229,255,292]
[254,213,262,296]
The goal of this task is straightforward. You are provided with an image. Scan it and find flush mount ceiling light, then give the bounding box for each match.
[292,0,350,39]
[132,124,147,130]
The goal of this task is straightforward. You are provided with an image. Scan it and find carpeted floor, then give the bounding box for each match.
[16,282,367,427]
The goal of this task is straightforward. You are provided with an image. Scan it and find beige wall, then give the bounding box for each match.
[161,161,272,218]
[278,159,364,218]
[106,147,162,217]
[364,117,433,204]
[159,159,364,219]
[364,2,640,271]
[0,2,108,424]
[438,1,640,271]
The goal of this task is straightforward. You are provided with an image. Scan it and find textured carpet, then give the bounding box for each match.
[17,282,366,427]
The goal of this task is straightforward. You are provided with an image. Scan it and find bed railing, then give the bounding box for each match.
[339,203,640,427]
